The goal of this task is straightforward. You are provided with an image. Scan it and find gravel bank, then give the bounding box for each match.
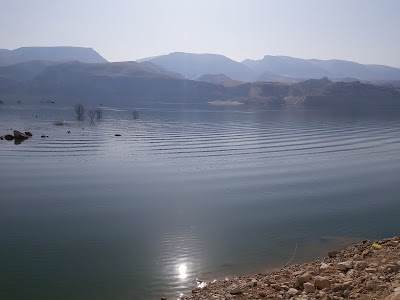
[177,236,400,300]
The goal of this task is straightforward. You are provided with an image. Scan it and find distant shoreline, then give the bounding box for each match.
[208,100,244,106]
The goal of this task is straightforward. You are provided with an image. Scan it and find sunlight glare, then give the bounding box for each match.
[178,263,187,279]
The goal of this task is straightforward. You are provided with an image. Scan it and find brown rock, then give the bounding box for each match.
[328,251,339,258]
[295,273,312,289]
[287,288,298,296]
[303,282,316,293]
[331,283,343,292]
[320,263,330,271]
[227,284,241,295]
[354,261,368,270]
[338,261,353,271]
[271,283,281,290]
[384,292,400,300]
[385,264,400,273]
[314,276,331,290]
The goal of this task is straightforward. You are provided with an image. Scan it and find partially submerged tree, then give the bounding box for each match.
[75,103,85,121]
[95,108,103,120]
[132,110,140,120]
[88,109,96,124]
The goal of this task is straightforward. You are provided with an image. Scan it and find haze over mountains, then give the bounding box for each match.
[1,46,400,107]
[141,52,400,82]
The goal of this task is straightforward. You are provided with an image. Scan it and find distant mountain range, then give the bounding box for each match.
[139,52,254,81]
[0,47,107,66]
[141,52,400,82]
[0,46,400,108]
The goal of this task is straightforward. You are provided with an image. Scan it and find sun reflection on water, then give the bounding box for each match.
[178,263,187,279]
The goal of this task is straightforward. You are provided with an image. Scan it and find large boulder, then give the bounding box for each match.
[314,276,331,290]
[295,272,312,289]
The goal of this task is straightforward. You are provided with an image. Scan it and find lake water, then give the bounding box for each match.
[1,104,400,300]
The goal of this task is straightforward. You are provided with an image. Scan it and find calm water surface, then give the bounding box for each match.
[1,104,400,300]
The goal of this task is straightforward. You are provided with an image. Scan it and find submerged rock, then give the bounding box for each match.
[13,130,28,139]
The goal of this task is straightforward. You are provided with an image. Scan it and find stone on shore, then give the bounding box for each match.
[385,292,400,300]
[314,276,332,289]
[287,287,299,296]
[338,260,353,271]
[295,272,312,289]
[303,282,316,293]
[227,284,241,295]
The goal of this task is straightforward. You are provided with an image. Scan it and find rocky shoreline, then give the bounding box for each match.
[178,236,400,300]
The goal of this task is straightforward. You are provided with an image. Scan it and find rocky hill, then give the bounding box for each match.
[197,74,243,86]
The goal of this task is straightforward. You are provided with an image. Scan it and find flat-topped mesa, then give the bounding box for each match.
[0,46,108,66]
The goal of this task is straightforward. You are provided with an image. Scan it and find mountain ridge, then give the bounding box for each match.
[0,46,107,66]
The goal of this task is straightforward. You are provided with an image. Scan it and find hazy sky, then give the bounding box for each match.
[1,0,400,67]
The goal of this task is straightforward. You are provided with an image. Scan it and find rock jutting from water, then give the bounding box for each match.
[179,236,400,300]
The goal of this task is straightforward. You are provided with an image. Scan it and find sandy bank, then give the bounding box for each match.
[178,236,400,300]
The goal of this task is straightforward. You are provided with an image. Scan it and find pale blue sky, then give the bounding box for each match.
[1,0,399,67]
